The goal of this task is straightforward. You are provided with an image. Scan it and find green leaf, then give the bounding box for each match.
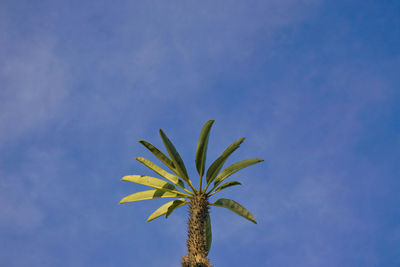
[214,158,264,186]
[138,140,177,174]
[159,129,190,182]
[195,120,214,178]
[211,181,241,195]
[147,198,188,222]
[212,198,257,224]
[136,157,186,189]
[206,137,245,184]
[122,175,176,191]
[166,199,189,218]
[119,189,185,204]
[121,176,191,198]
[204,212,212,255]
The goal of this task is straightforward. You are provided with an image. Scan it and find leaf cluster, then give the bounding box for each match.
[120,120,263,253]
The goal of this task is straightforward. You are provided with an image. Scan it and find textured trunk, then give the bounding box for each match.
[181,195,212,267]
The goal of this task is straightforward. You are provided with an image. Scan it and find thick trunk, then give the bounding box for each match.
[181,195,212,267]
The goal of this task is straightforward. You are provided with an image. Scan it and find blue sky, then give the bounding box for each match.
[1,1,399,266]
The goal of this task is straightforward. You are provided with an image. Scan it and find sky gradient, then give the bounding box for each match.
[1,1,399,266]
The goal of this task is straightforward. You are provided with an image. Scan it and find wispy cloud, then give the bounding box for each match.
[0,33,69,147]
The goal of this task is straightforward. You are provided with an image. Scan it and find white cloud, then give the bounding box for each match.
[0,33,69,146]
[0,175,45,231]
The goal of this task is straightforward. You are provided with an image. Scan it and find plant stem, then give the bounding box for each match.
[181,195,212,267]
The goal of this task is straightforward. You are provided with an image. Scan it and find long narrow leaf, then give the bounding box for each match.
[119,190,184,204]
[204,212,212,255]
[206,137,245,184]
[212,198,257,224]
[138,140,177,174]
[121,176,191,198]
[166,199,190,218]
[136,157,186,189]
[159,129,190,182]
[214,158,264,187]
[147,198,187,222]
[195,120,214,178]
[211,181,241,195]
[122,175,175,190]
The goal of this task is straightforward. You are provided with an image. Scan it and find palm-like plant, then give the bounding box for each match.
[120,120,263,267]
